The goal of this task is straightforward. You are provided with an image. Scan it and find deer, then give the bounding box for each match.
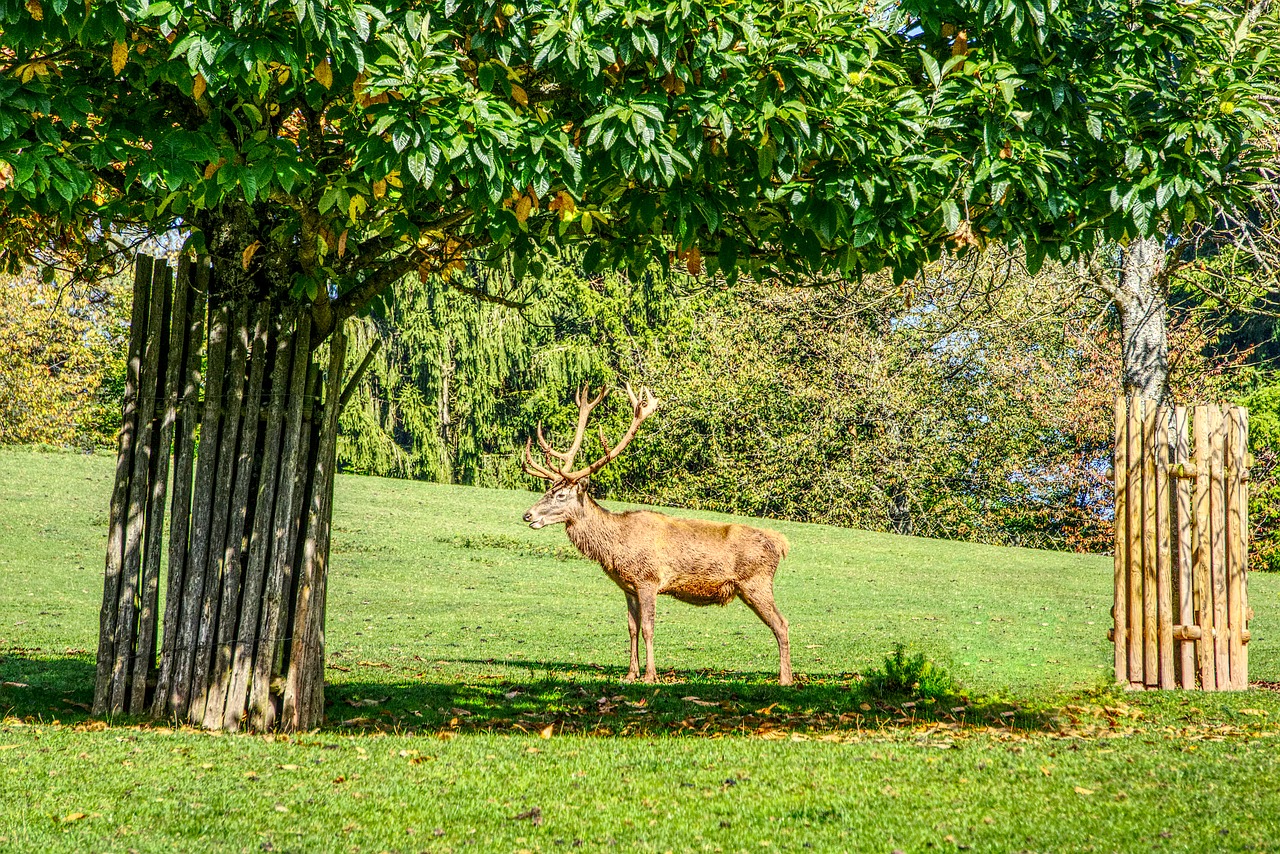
[521,384,793,686]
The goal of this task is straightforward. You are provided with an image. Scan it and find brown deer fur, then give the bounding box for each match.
[523,413,794,685]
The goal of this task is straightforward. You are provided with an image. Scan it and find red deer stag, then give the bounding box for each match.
[522,384,793,685]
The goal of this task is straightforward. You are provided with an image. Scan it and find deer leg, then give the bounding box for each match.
[623,592,640,683]
[638,587,658,684]
[738,579,793,686]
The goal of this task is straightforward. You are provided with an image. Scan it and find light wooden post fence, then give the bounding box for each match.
[1111,397,1251,690]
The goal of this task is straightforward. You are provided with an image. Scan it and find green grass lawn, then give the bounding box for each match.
[3,447,1280,852]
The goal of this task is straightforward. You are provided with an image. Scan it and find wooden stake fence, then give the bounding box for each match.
[1112,397,1251,690]
[92,255,373,730]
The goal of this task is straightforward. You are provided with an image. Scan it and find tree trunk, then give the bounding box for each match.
[94,254,349,731]
[1117,236,1170,403]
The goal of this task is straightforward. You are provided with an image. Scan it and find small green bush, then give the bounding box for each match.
[862,643,957,701]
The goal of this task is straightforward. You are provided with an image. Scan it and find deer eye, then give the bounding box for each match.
[555,490,568,500]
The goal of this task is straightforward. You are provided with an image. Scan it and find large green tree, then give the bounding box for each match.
[1,0,1275,728]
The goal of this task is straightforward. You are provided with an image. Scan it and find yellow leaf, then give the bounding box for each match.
[241,241,262,270]
[348,195,368,221]
[385,171,402,188]
[61,812,86,823]
[25,0,42,20]
[1073,786,1094,796]
[193,73,206,100]
[515,195,532,223]
[314,58,333,89]
[511,84,528,106]
[277,67,291,84]
[372,179,387,200]
[111,41,128,75]
[686,246,703,276]
[580,211,593,234]
[0,745,18,751]
[539,723,554,739]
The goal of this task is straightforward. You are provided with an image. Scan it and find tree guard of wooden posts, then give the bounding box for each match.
[93,254,367,731]
[1111,397,1252,691]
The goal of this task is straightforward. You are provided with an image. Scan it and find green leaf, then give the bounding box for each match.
[940,199,961,232]
[919,50,940,88]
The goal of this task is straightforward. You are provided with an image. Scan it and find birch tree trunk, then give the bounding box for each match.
[1115,236,1171,403]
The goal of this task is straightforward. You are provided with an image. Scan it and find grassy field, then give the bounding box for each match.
[3,446,1280,852]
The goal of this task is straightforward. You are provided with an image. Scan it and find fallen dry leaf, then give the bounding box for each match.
[1073,786,1095,796]
[540,723,555,739]
[512,807,543,826]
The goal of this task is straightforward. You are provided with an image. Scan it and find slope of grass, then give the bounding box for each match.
[3,446,1280,852]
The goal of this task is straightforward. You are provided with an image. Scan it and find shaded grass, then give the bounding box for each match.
[4,447,1280,852]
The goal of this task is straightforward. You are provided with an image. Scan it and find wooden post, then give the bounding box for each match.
[94,255,153,715]
[1226,407,1248,690]
[151,268,205,717]
[1173,407,1195,689]
[1141,400,1159,687]
[172,296,230,716]
[110,255,169,713]
[129,260,177,713]
[1193,405,1216,690]
[249,312,313,731]
[1155,406,1174,689]
[1113,397,1129,685]
[189,301,251,724]
[1126,396,1144,687]
[203,304,272,729]
[284,323,348,731]
[1209,407,1230,689]
[223,312,293,730]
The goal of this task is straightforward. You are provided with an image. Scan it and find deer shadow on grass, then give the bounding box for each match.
[0,652,1055,737]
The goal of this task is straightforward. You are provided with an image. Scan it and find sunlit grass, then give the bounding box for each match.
[3,446,1280,852]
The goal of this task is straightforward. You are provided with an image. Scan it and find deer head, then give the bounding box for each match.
[522,383,659,529]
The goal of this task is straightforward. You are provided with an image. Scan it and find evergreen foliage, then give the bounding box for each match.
[337,259,700,488]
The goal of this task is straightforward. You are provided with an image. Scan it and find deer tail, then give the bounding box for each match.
[761,529,789,561]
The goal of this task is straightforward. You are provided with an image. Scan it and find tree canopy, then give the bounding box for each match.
[2,0,1276,330]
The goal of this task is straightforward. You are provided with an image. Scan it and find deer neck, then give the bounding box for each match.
[564,495,623,566]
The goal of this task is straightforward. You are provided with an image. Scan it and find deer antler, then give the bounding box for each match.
[522,383,659,483]
[561,383,659,481]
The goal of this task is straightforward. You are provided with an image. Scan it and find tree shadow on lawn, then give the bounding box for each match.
[0,652,1054,737]
[323,657,1054,738]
